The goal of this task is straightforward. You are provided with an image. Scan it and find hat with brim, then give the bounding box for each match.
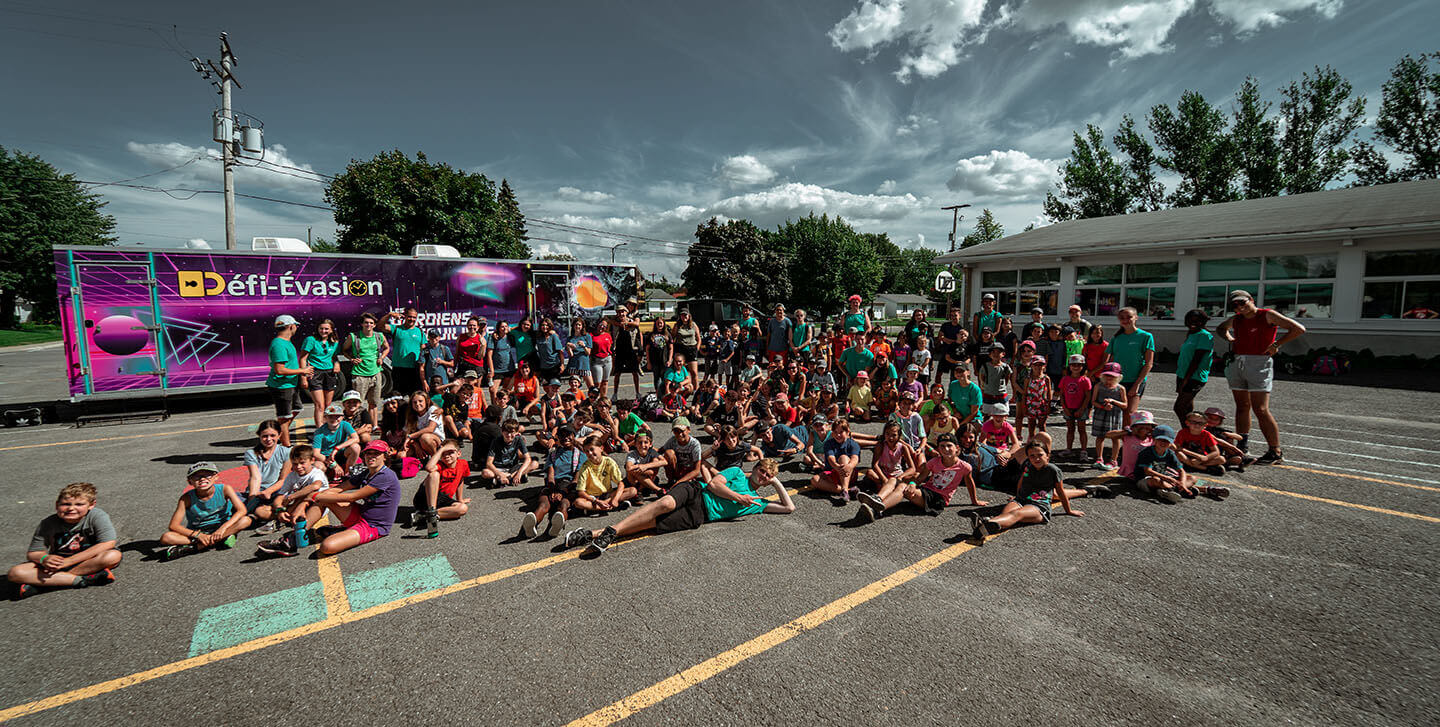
[186,462,220,477]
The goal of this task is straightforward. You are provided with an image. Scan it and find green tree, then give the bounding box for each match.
[1280,65,1366,194]
[681,218,790,305]
[1231,77,1284,199]
[309,236,338,253]
[540,252,577,261]
[324,150,531,259]
[863,232,905,291]
[1112,114,1166,212]
[961,208,1004,247]
[496,178,529,248]
[1352,52,1440,185]
[1149,90,1239,207]
[891,247,943,297]
[1043,125,1134,221]
[771,213,881,315]
[0,146,116,324]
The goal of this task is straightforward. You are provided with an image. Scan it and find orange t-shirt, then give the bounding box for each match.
[512,375,539,403]
[465,388,487,420]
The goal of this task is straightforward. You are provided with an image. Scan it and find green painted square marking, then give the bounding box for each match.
[188,582,327,656]
[343,554,459,612]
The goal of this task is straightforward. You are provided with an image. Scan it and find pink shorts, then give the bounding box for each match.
[342,508,383,544]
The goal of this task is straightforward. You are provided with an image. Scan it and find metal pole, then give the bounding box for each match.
[220,35,236,250]
[940,204,969,315]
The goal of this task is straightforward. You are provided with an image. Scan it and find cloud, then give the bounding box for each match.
[947,149,1060,197]
[876,179,898,194]
[828,0,989,81]
[185,238,212,249]
[717,154,777,185]
[1012,0,1195,59]
[710,182,924,222]
[1208,0,1343,32]
[556,186,614,203]
[124,140,329,194]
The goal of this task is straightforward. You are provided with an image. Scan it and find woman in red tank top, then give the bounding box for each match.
[1216,290,1306,465]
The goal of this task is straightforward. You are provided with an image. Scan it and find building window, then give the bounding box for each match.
[981,268,1059,315]
[1362,249,1440,319]
[1074,262,1177,319]
[1198,255,1335,319]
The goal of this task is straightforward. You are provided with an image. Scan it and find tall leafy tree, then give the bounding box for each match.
[1279,65,1366,194]
[496,178,529,248]
[1149,90,1240,207]
[1230,77,1285,199]
[772,213,881,315]
[865,232,905,292]
[0,146,116,324]
[324,150,531,259]
[681,218,790,305]
[1111,115,1166,212]
[1043,125,1135,221]
[1352,52,1440,185]
[892,247,943,297]
[961,208,1004,247]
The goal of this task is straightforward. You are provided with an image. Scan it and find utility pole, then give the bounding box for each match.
[219,34,238,250]
[611,242,628,263]
[940,203,970,315]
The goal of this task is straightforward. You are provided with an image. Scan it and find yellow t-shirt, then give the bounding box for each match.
[848,384,873,410]
[576,456,622,497]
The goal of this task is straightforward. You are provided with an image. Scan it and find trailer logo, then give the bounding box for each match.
[175,270,382,298]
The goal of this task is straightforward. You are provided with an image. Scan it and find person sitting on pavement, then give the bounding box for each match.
[7,483,120,599]
[160,462,252,560]
[964,441,1084,545]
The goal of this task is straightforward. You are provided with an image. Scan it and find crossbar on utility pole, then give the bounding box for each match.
[941,204,970,314]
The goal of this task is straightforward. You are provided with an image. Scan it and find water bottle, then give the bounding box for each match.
[294,517,309,548]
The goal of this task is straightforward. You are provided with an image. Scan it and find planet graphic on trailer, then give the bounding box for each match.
[91,314,149,356]
[573,276,609,311]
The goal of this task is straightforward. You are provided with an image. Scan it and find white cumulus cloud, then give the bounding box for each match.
[947,149,1060,198]
[1013,0,1195,59]
[711,182,923,221]
[556,186,614,203]
[876,179,898,194]
[125,140,328,194]
[828,0,989,81]
[1208,0,1342,32]
[717,154,777,185]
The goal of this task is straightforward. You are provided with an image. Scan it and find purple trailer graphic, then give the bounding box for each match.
[53,246,640,399]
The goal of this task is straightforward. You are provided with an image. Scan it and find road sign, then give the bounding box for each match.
[934,270,955,293]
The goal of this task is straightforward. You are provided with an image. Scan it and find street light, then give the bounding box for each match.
[611,242,629,263]
[940,204,970,316]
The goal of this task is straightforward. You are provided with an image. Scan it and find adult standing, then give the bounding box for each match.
[765,304,794,364]
[1064,305,1092,339]
[612,305,644,400]
[534,318,565,382]
[938,307,966,383]
[509,317,537,372]
[455,316,488,387]
[266,315,312,447]
[672,308,702,382]
[1020,307,1046,341]
[384,307,426,394]
[902,309,932,349]
[1214,290,1305,465]
[842,295,871,336]
[1105,307,1154,427]
[343,312,389,426]
[590,318,614,400]
[790,308,816,362]
[563,318,594,388]
[739,305,758,333]
[299,319,341,433]
[487,321,518,397]
[644,319,672,393]
[971,293,1002,339]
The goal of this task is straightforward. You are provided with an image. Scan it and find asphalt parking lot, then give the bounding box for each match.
[0,376,1436,726]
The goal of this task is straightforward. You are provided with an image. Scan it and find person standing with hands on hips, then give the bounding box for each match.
[1214,290,1305,465]
[1104,307,1153,428]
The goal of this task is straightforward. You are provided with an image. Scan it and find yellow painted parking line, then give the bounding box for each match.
[1235,483,1439,523]
[1273,464,1440,494]
[315,544,350,617]
[565,537,984,727]
[0,423,247,452]
[0,537,649,724]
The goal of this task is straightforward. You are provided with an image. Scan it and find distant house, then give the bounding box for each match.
[871,293,940,320]
[644,288,679,317]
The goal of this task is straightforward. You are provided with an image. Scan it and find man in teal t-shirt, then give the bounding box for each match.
[839,337,875,381]
[384,307,427,394]
[1174,309,1215,420]
[266,315,312,446]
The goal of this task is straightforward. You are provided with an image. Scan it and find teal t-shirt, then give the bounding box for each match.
[791,322,813,351]
[301,336,337,370]
[976,310,1002,334]
[1176,329,1214,384]
[702,466,767,521]
[947,380,983,422]
[391,325,425,369]
[349,332,384,377]
[311,421,356,456]
[1109,329,1155,383]
[266,337,299,389]
[844,312,868,334]
[509,329,535,359]
[840,347,875,378]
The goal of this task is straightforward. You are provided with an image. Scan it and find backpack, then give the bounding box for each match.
[1310,354,1347,376]
[639,392,664,421]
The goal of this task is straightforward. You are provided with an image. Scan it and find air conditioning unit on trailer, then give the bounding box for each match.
[251,237,312,253]
[413,244,461,258]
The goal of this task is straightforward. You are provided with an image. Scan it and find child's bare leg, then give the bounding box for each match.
[318,529,364,556]
[437,501,469,519]
[809,472,843,494]
[986,502,1045,530]
[215,515,253,539]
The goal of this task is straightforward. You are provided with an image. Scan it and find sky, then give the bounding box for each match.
[2,0,1435,279]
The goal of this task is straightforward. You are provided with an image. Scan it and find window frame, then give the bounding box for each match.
[1073,262,1178,319]
[1195,254,1337,320]
[1361,249,1440,321]
[981,267,1060,316]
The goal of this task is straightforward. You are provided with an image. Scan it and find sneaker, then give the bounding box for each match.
[615,500,631,511]
[965,511,985,544]
[408,510,423,529]
[81,568,115,587]
[547,510,566,537]
[162,543,195,561]
[856,502,875,524]
[13,583,38,600]
[1204,465,1225,476]
[1240,454,1257,467]
[1091,459,1107,470]
[256,520,279,535]
[1205,486,1231,501]
[219,534,237,550]
[256,538,298,557]
[858,491,884,512]
[1156,488,1183,504]
[1255,449,1283,465]
[563,528,594,549]
[520,512,540,538]
[425,511,440,539]
[586,526,617,555]
[982,518,1001,536]
[1082,484,1115,499]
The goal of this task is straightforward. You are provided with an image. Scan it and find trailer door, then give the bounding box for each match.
[73,262,167,395]
[530,269,572,329]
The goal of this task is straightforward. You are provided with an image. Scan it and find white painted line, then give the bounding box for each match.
[0,341,63,354]
[1286,459,1440,487]
[1282,422,1435,444]
[1285,431,1432,454]
[1287,444,1440,470]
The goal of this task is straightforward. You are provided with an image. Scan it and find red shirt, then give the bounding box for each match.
[592,332,613,359]
[456,334,486,369]
[437,460,470,499]
[1174,428,1218,454]
[1231,309,1278,356]
[1083,341,1108,372]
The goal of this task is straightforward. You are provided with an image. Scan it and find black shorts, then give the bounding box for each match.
[654,480,707,533]
[269,387,303,418]
[412,489,457,510]
[540,480,575,499]
[1177,378,1206,395]
[392,366,423,395]
[676,344,698,362]
[308,370,341,392]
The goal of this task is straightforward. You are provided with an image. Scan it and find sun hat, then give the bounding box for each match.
[324,403,344,416]
[341,390,362,402]
[901,390,918,401]
[1030,356,1046,366]
[671,417,691,430]
[906,364,920,372]
[1100,362,1123,376]
[854,370,869,379]
[362,441,391,455]
[1068,354,1086,365]
[983,402,1009,416]
[463,369,479,379]
[1204,407,1226,419]
[982,293,996,301]
[1130,410,1155,426]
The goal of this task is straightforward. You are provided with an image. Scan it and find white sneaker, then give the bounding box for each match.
[547,510,566,537]
[256,520,279,535]
[1156,488,1183,504]
[521,512,539,538]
